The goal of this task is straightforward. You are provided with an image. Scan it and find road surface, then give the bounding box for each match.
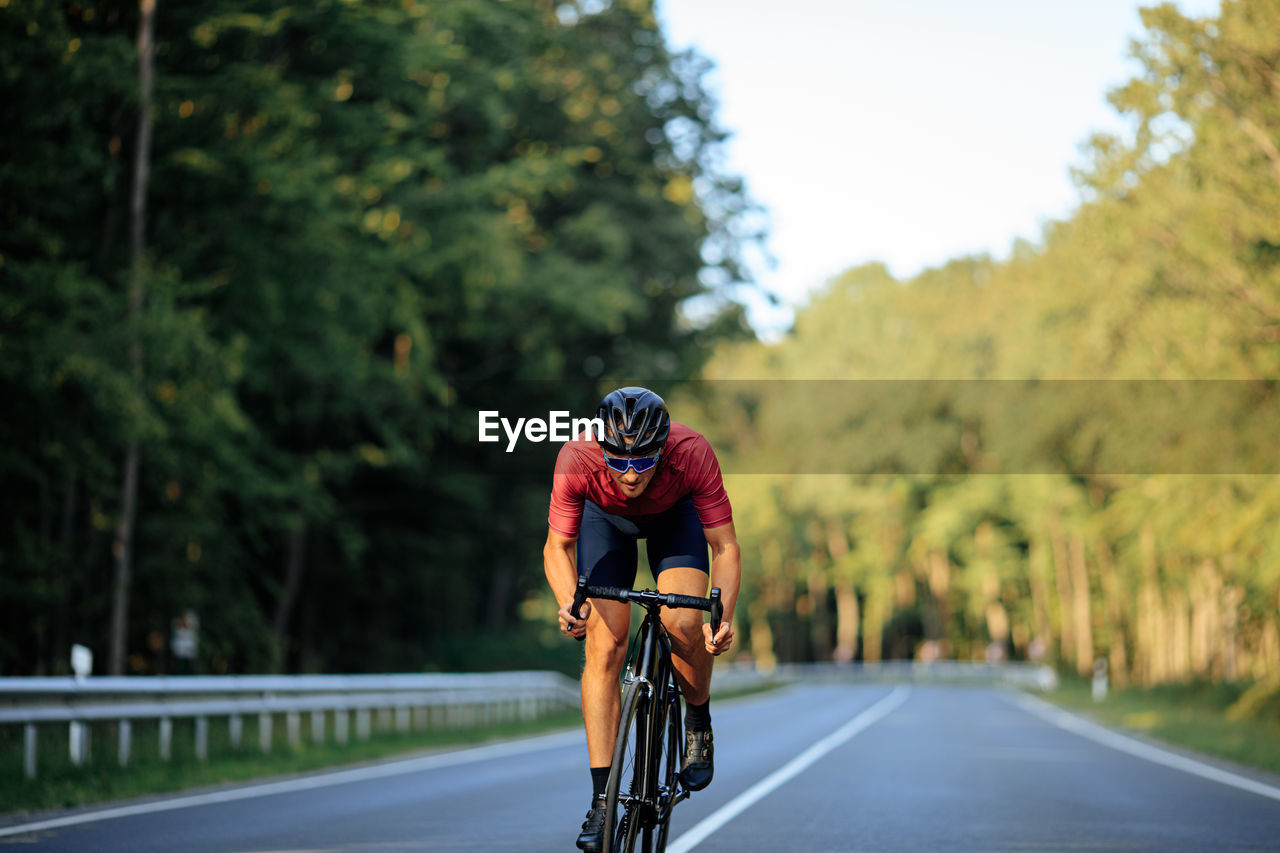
[3,684,1279,851]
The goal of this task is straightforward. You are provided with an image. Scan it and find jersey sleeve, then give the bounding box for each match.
[548,442,589,538]
[687,436,733,529]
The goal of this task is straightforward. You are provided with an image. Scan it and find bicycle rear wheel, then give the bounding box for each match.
[604,680,649,853]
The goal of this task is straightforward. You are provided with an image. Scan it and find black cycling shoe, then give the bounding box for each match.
[576,794,607,852]
[680,728,714,791]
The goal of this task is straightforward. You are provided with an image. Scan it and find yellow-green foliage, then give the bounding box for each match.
[692,0,1280,682]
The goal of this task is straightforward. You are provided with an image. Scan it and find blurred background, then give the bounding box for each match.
[2,0,1278,729]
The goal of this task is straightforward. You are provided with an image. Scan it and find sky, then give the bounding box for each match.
[656,0,1224,335]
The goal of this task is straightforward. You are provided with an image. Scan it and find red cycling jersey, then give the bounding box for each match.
[548,421,733,539]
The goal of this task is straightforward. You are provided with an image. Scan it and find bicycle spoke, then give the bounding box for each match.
[605,681,649,853]
[653,689,682,852]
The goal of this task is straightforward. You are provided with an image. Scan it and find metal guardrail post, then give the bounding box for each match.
[159,717,172,761]
[356,708,371,742]
[69,720,88,766]
[229,713,243,750]
[259,712,272,754]
[311,710,325,745]
[335,709,349,744]
[286,711,301,749]
[195,716,209,762]
[119,719,132,767]
[24,724,37,779]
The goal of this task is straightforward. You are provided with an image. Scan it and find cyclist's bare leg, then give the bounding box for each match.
[656,566,712,705]
[583,597,631,766]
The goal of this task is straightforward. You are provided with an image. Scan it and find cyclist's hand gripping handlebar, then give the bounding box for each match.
[569,575,589,642]
[709,587,723,646]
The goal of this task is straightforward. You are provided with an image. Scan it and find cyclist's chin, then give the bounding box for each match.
[613,478,651,498]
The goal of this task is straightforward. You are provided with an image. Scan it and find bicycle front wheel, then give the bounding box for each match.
[604,680,650,853]
[652,689,682,852]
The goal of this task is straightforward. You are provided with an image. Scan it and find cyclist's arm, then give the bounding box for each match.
[703,521,741,655]
[544,528,588,638]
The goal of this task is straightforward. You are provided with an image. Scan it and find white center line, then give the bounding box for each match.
[667,685,911,853]
[1013,692,1280,803]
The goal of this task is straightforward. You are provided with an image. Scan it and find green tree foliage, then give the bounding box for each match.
[692,0,1280,691]
[0,0,756,674]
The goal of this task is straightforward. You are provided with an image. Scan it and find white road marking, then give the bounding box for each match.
[1013,692,1280,803]
[0,728,583,838]
[667,685,911,853]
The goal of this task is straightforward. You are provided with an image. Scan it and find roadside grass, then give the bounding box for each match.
[0,680,786,818]
[0,709,582,817]
[1038,676,1280,777]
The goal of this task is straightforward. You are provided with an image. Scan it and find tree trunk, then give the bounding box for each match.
[1050,525,1075,671]
[748,598,776,672]
[1027,539,1052,662]
[1069,534,1093,677]
[271,519,308,672]
[1221,584,1242,681]
[1134,523,1159,685]
[54,464,77,674]
[1260,610,1280,680]
[807,569,832,660]
[827,521,858,662]
[37,428,52,673]
[1191,560,1220,677]
[1096,541,1128,687]
[861,578,889,663]
[108,0,157,676]
[1169,583,1190,679]
[833,583,860,663]
[486,565,514,633]
[928,551,950,657]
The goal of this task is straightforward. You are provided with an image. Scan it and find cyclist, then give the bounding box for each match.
[544,386,740,852]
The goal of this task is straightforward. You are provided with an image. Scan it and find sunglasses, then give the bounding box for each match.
[603,451,661,474]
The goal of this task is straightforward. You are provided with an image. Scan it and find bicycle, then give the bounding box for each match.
[570,575,723,853]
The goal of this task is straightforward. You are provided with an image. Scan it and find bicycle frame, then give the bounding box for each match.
[618,606,681,819]
[569,578,721,853]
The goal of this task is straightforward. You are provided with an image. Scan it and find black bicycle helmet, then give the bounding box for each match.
[597,386,671,456]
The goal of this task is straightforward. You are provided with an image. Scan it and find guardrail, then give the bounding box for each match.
[710,659,1060,693]
[2,661,1056,780]
[1,672,580,779]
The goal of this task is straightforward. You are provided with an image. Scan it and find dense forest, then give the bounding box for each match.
[1,0,758,675]
[5,0,1279,711]
[689,1,1280,698]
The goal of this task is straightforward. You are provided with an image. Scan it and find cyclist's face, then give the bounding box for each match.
[605,455,659,498]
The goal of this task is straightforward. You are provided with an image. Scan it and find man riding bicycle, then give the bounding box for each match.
[544,386,741,852]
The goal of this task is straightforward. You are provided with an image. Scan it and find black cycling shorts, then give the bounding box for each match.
[577,497,710,589]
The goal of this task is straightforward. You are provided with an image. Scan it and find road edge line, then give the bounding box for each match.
[0,728,583,839]
[1013,692,1280,803]
[666,685,911,853]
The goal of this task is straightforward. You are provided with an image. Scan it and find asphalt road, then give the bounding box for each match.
[4,684,1279,851]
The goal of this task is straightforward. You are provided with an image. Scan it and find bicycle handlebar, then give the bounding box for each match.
[569,575,723,641]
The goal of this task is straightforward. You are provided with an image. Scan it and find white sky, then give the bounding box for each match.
[657,0,1224,335]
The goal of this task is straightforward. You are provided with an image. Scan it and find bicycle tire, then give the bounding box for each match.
[652,688,682,852]
[604,680,649,853]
